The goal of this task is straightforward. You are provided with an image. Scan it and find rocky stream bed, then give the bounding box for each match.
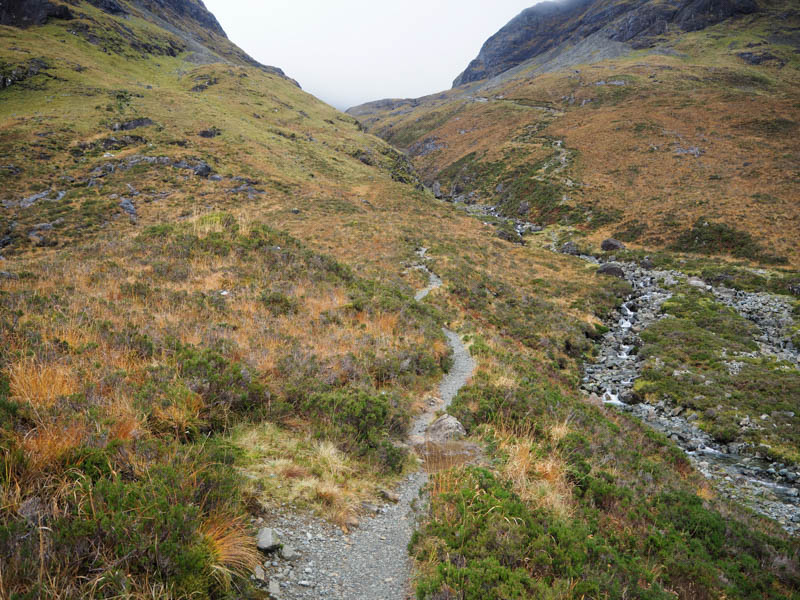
[577,257,800,534]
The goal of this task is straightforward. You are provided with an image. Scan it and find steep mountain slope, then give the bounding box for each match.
[1,2,798,600]
[350,0,800,267]
[452,0,759,86]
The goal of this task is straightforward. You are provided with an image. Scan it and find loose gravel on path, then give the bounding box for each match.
[253,249,475,599]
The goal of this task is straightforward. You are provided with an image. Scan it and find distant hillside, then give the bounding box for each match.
[349,0,800,266]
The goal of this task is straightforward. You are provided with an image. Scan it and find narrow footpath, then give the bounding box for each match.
[254,248,475,599]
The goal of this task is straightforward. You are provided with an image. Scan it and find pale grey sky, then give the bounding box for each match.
[203,0,536,110]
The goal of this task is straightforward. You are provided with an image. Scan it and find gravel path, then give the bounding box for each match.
[253,250,475,599]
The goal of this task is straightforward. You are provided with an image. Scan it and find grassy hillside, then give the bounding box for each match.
[1,2,798,599]
[351,0,800,268]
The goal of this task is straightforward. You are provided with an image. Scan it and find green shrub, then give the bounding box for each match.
[672,218,787,264]
[302,389,409,470]
[260,290,298,315]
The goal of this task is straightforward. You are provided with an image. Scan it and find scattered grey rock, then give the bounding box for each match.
[579,256,799,533]
[408,137,445,157]
[279,544,298,561]
[192,161,213,177]
[737,51,783,66]
[687,277,709,289]
[378,489,400,503]
[560,241,580,255]
[119,197,137,220]
[674,145,703,157]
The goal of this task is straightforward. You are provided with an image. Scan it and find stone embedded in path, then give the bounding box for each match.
[280,543,298,560]
[427,414,467,443]
[378,489,400,503]
[257,527,280,552]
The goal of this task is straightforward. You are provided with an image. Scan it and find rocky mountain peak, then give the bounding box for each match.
[453,0,759,87]
[0,0,295,83]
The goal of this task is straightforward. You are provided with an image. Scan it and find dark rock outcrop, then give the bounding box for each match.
[453,0,759,87]
[111,118,155,131]
[128,0,226,37]
[597,263,626,278]
[0,0,72,28]
[601,238,626,251]
[1,0,296,86]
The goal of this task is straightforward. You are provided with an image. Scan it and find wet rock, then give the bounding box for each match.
[0,1,72,28]
[497,228,524,245]
[427,415,466,443]
[601,238,626,251]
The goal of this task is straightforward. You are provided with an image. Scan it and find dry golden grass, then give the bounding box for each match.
[234,423,384,527]
[494,426,574,519]
[200,514,260,589]
[19,424,86,476]
[8,359,80,411]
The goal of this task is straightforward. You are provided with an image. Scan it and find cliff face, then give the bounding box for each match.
[453,0,759,87]
[0,0,74,27]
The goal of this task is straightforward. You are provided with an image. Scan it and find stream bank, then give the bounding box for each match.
[578,258,799,533]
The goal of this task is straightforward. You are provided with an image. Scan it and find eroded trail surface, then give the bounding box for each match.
[253,250,475,599]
